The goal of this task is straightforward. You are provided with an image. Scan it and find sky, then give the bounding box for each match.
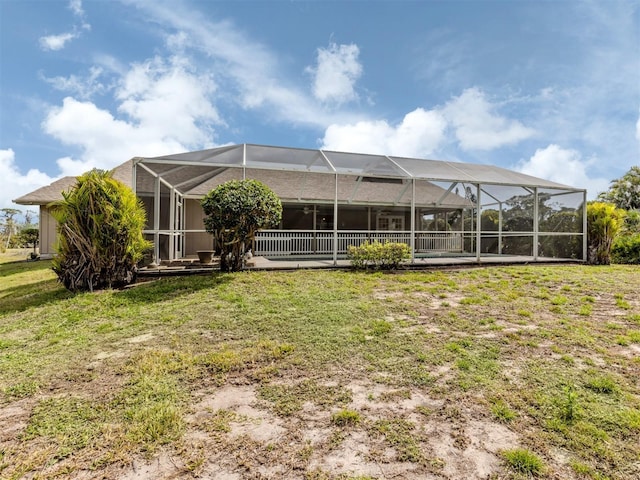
[1,0,639,214]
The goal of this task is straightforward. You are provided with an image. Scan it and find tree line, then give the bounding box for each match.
[0,208,39,256]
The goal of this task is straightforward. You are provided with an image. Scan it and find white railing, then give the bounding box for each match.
[254,230,463,257]
[416,232,463,252]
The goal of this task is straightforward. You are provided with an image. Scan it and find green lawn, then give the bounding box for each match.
[0,255,638,479]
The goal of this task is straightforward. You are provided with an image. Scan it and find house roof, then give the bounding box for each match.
[13,176,78,205]
[13,160,133,205]
[182,168,470,208]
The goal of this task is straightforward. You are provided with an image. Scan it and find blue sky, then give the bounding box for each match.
[1,0,639,212]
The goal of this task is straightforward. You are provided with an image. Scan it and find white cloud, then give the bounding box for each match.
[41,57,222,176]
[307,43,362,105]
[39,32,79,51]
[68,0,90,30]
[1,149,56,211]
[443,87,536,151]
[39,1,90,52]
[68,0,84,17]
[320,88,533,159]
[322,108,447,157]
[516,144,609,197]
[131,1,361,128]
[42,66,107,99]
[117,56,220,142]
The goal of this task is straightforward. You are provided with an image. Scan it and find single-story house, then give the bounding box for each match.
[14,144,587,264]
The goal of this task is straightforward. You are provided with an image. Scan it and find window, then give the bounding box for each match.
[377,215,405,231]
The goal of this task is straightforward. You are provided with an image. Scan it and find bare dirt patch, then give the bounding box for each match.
[119,380,521,479]
[0,401,30,443]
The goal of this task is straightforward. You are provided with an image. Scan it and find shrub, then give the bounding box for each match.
[201,180,282,272]
[50,169,151,292]
[586,202,625,265]
[347,241,410,270]
[612,233,640,264]
[621,209,640,235]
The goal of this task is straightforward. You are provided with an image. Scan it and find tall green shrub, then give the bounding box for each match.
[50,169,151,292]
[201,180,282,272]
[586,202,625,265]
[612,233,640,264]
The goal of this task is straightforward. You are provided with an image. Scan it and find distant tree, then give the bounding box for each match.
[50,169,152,292]
[539,209,582,259]
[586,202,625,265]
[24,209,37,227]
[425,217,451,231]
[480,209,500,231]
[1,208,21,250]
[0,208,20,222]
[598,166,640,211]
[19,227,39,257]
[201,180,282,272]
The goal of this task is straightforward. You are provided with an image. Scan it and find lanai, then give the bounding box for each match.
[132,144,587,265]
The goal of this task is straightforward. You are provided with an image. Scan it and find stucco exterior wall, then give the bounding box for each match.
[39,206,57,255]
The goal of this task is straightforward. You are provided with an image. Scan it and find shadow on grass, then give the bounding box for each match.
[114,272,232,305]
[0,259,54,278]
[0,278,73,315]
[0,265,232,315]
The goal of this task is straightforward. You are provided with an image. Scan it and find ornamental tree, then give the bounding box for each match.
[201,179,282,272]
[50,169,152,292]
[19,227,39,257]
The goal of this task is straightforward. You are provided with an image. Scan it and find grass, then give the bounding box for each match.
[330,409,362,427]
[1,254,639,479]
[371,417,423,463]
[502,448,545,476]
